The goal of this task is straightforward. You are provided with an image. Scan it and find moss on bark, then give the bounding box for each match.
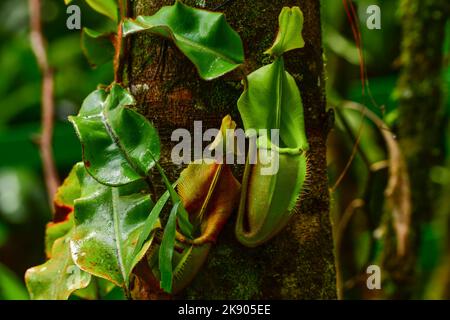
[127,0,337,299]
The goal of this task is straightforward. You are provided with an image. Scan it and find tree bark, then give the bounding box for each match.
[387,0,448,298]
[127,0,336,299]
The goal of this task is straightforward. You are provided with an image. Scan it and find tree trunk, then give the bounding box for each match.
[126,0,336,299]
[387,0,448,298]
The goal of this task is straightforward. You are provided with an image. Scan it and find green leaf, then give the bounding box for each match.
[25,231,91,300]
[85,0,118,22]
[147,240,212,294]
[45,215,74,257]
[159,202,180,293]
[0,263,29,300]
[70,163,155,289]
[54,165,81,208]
[64,0,73,5]
[132,187,171,260]
[122,1,244,80]
[81,28,115,68]
[69,84,161,186]
[237,57,308,150]
[154,163,193,238]
[265,6,305,57]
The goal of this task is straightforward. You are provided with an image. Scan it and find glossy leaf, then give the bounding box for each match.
[265,6,305,57]
[122,1,244,80]
[25,231,91,300]
[159,202,180,293]
[81,28,115,68]
[85,0,118,22]
[70,163,156,289]
[69,84,161,186]
[237,57,309,151]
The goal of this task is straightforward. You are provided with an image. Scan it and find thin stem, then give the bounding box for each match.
[335,108,371,169]
[331,105,366,192]
[114,0,126,83]
[28,0,59,206]
[239,67,249,90]
[114,22,124,83]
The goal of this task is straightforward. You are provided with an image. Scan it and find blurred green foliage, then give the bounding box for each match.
[324,0,449,299]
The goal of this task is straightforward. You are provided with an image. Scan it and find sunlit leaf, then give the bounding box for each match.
[81,28,115,68]
[25,231,91,300]
[122,0,244,80]
[70,163,156,288]
[238,57,308,150]
[265,6,305,57]
[69,84,161,186]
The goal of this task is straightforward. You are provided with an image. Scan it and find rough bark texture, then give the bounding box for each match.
[127,0,336,299]
[386,0,448,298]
